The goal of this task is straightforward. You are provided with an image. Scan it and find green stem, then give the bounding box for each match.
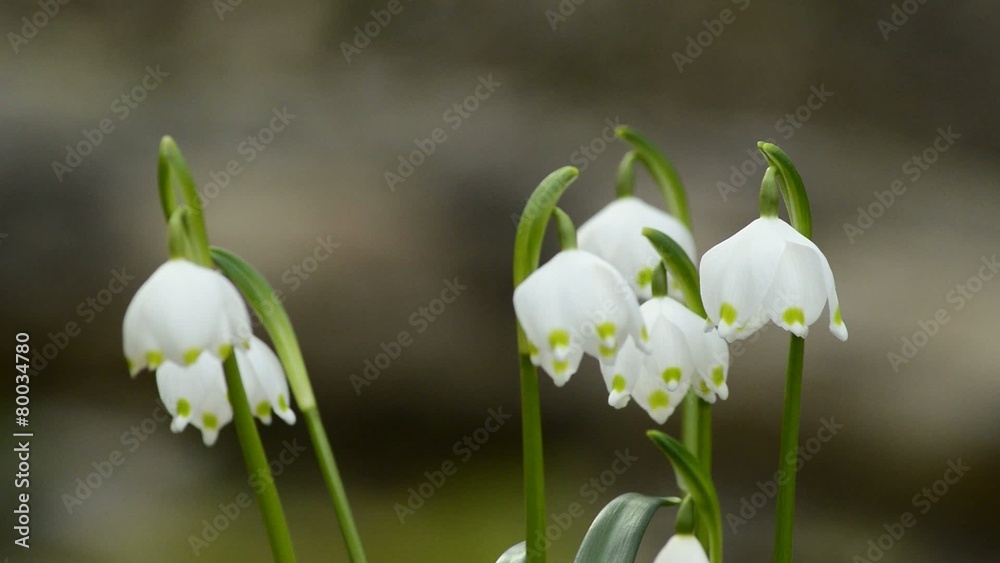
[519,351,547,562]
[681,391,699,460]
[223,355,297,563]
[552,208,577,250]
[616,127,691,229]
[773,336,805,563]
[304,409,368,563]
[615,151,637,199]
[697,398,712,471]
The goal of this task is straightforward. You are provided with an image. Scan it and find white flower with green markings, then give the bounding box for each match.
[601,297,729,423]
[652,534,710,563]
[700,216,847,342]
[578,197,696,300]
[122,259,252,376]
[157,336,295,446]
[513,250,648,387]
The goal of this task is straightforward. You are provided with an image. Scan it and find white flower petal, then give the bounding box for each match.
[156,353,233,446]
[600,337,643,408]
[578,197,696,300]
[762,242,828,338]
[123,260,251,375]
[654,297,731,402]
[653,534,710,563]
[700,218,786,341]
[237,336,296,425]
[513,250,646,386]
[631,318,692,424]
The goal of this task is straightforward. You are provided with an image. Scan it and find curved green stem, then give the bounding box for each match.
[758,142,811,238]
[616,127,691,229]
[615,151,637,199]
[223,355,297,563]
[210,247,367,562]
[773,336,805,563]
[158,137,211,263]
[304,410,368,563]
[552,208,577,250]
[512,167,579,563]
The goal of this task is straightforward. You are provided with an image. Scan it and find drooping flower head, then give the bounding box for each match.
[513,250,648,387]
[652,534,710,563]
[123,259,252,376]
[700,216,847,342]
[601,296,730,423]
[157,336,296,445]
[578,197,697,301]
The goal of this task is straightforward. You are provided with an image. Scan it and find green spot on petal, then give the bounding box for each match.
[549,329,570,349]
[783,307,806,326]
[277,394,289,412]
[596,322,616,340]
[612,374,627,393]
[641,325,649,342]
[183,348,201,365]
[177,399,191,418]
[527,342,539,356]
[125,357,136,372]
[833,306,843,326]
[202,413,219,430]
[553,360,569,374]
[711,365,725,387]
[218,343,233,359]
[720,303,738,325]
[648,390,670,409]
[637,267,654,287]
[699,381,711,394]
[256,401,271,418]
[599,345,616,358]
[661,367,682,385]
[146,350,164,369]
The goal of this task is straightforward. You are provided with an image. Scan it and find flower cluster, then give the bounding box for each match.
[123,260,296,445]
[513,179,845,425]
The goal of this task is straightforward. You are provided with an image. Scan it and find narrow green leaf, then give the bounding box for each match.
[513,166,579,287]
[496,541,526,563]
[616,127,691,229]
[641,228,706,318]
[647,431,723,563]
[757,142,812,239]
[574,493,682,563]
[210,246,316,411]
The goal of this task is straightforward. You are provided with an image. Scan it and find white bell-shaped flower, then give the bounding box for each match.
[601,297,711,423]
[513,250,648,387]
[156,353,233,446]
[236,336,296,426]
[578,197,697,300]
[650,297,730,404]
[123,259,252,376]
[700,217,847,342]
[652,534,710,563]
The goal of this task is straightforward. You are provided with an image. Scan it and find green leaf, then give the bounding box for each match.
[495,541,526,563]
[647,431,723,563]
[512,166,579,287]
[641,228,706,318]
[574,493,682,563]
[616,127,691,229]
[757,142,812,239]
[210,246,316,411]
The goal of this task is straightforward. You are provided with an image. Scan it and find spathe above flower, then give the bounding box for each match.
[700,216,847,342]
[652,534,710,563]
[122,259,252,376]
[513,250,648,387]
[578,197,697,300]
[601,296,729,422]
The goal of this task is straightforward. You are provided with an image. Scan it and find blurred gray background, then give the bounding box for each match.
[2,1,998,561]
